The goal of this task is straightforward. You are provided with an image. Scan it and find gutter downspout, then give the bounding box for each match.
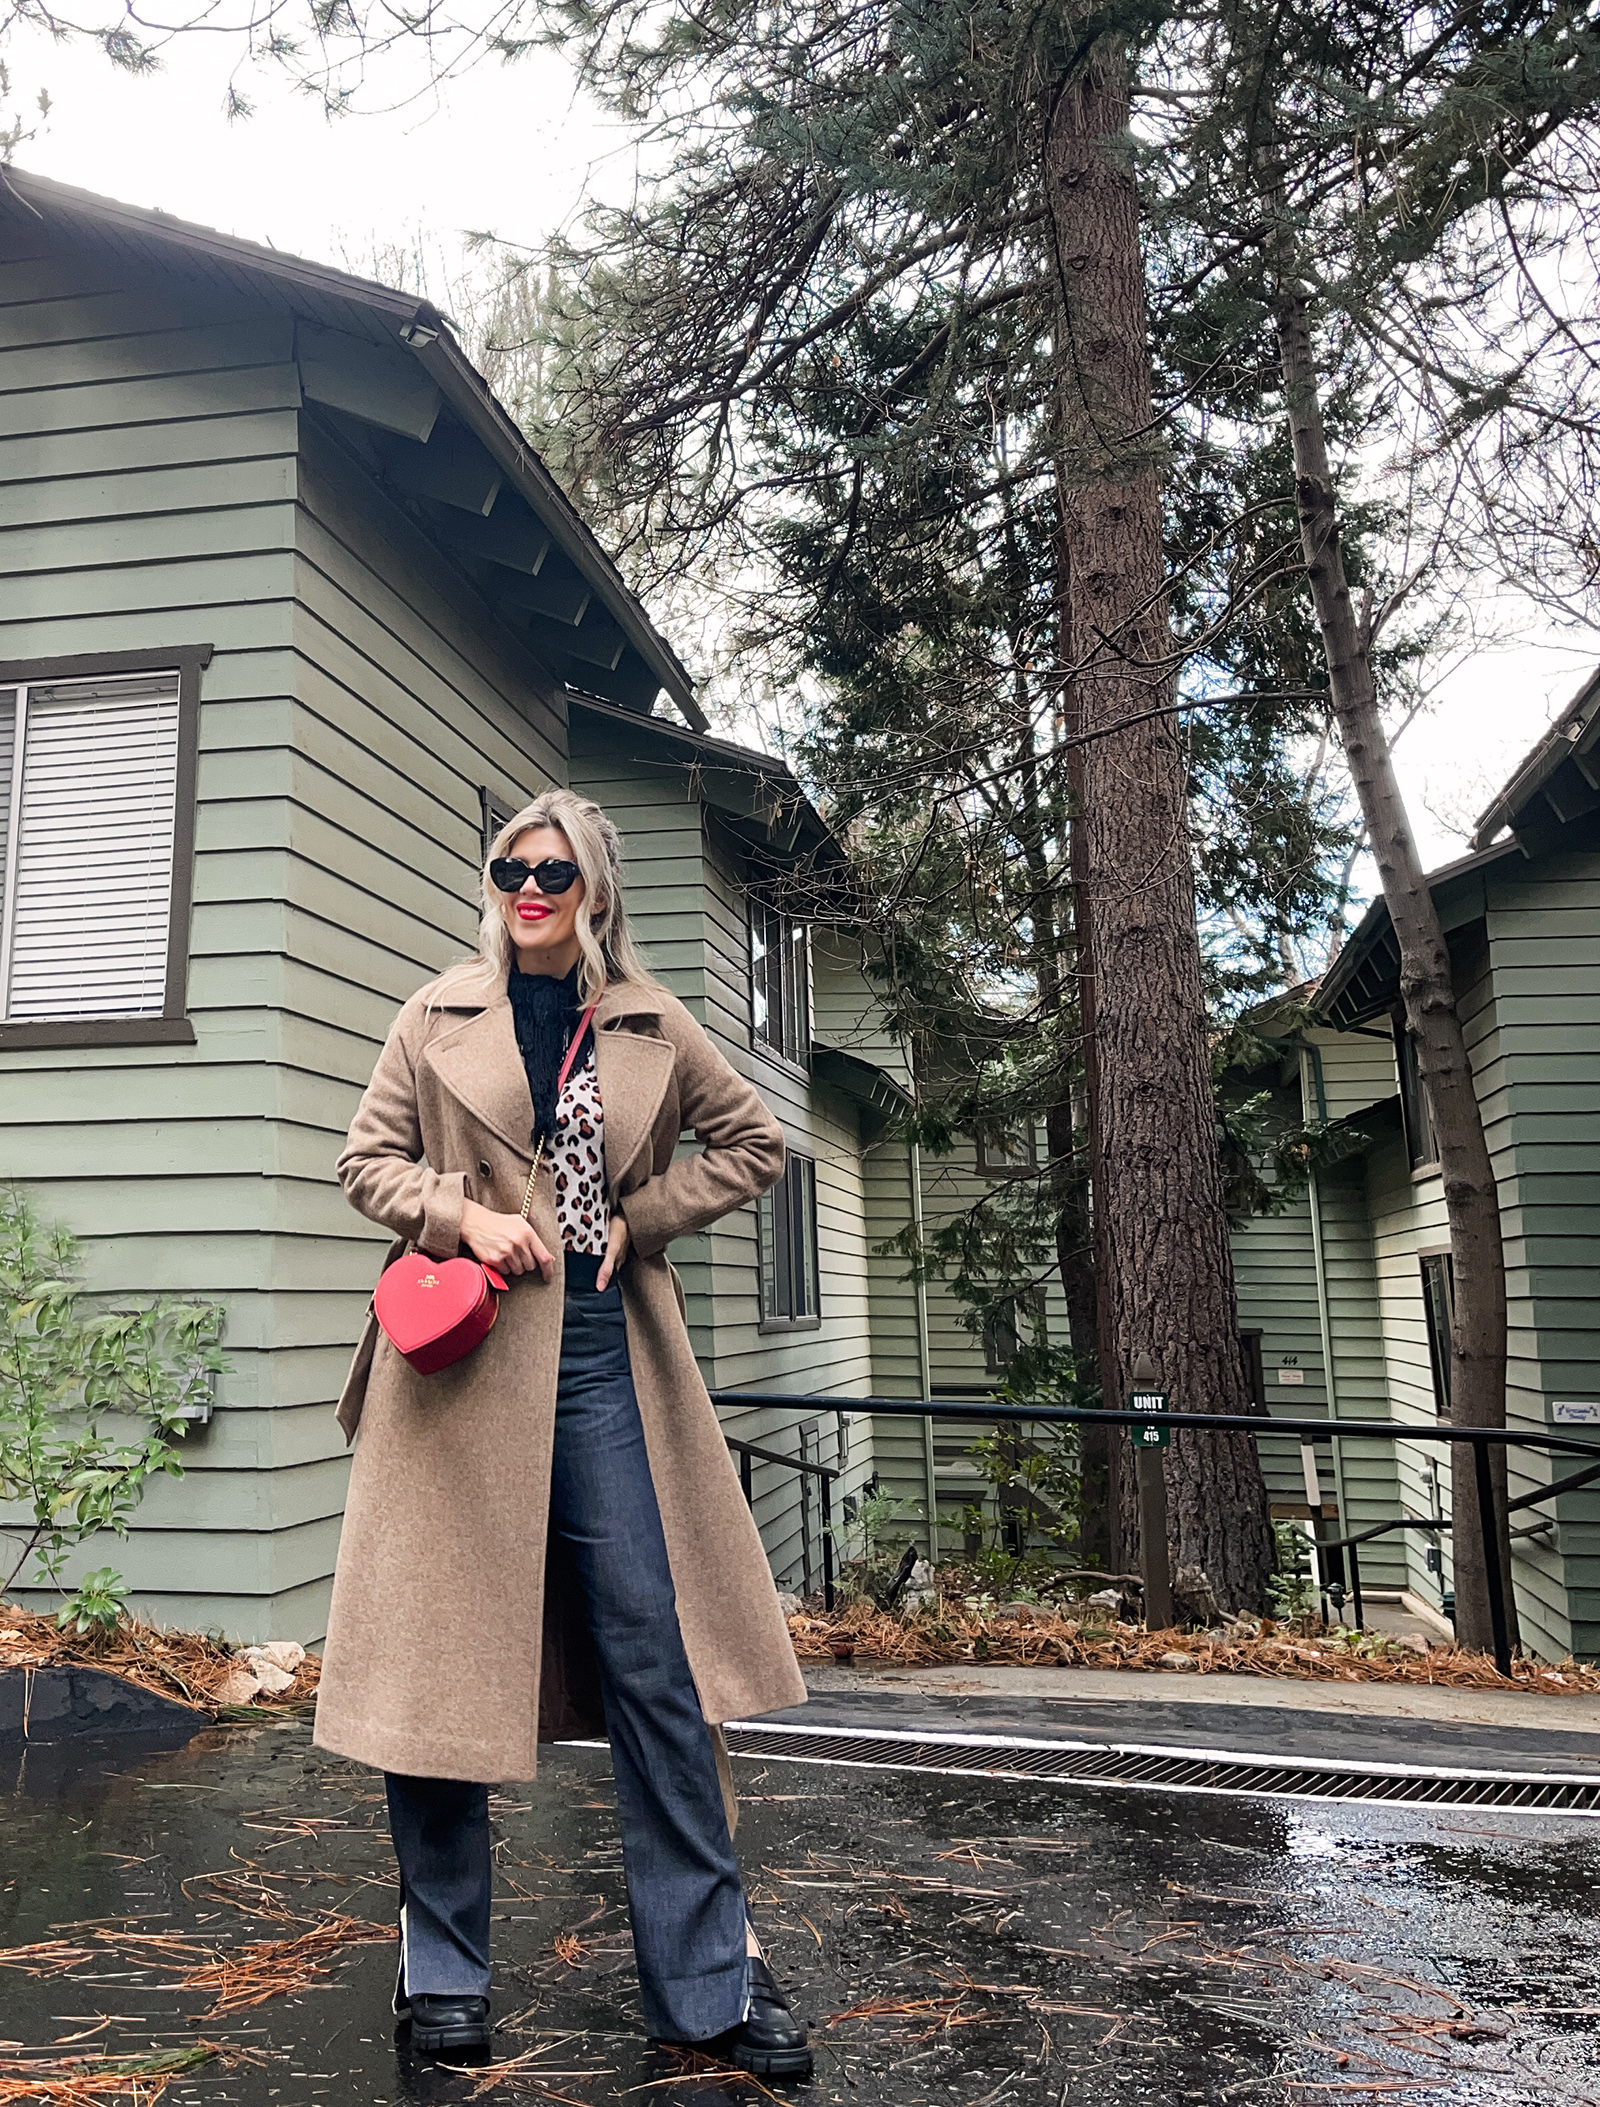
[1295,1039,1351,1565]
[909,1140,938,1559]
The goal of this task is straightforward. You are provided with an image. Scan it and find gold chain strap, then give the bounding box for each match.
[519,1140,545,1223]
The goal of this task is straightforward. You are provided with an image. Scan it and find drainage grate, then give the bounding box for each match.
[720,1719,1600,1815]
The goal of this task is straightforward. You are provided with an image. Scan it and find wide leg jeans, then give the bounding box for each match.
[384,1255,749,2042]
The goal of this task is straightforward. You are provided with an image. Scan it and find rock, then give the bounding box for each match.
[1157,1650,1200,1673]
[214,1666,263,1705]
[238,1641,305,1696]
[1393,1632,1432,1655]
[909,1560,935,1591]
[1002,1600,1033,1619]
[239,1657,293,1695]
[1084,1587,1121,1612]
[775,1592,804,1617]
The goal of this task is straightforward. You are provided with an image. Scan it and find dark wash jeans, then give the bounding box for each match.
[384,1253,749,2042]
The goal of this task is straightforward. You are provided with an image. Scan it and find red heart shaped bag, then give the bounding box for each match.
[374,1254,510,1374]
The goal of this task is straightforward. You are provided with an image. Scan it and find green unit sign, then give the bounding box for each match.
[1129,1388,1170,1448]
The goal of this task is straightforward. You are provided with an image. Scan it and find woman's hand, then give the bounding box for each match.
[460,1198,555,1283]
[595,1214,631,1292]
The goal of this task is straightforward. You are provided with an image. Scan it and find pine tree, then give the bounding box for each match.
[1158,0,1600,1651]
[512,0,1376,1605]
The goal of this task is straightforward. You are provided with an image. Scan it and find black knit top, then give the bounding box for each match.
[507,962,582,1150]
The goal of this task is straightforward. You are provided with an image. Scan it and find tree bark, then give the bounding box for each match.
[1055,541,1119,1574]
[1045,38,1275,1613]
[1272,289,1516,1657]
[1015,743,1102,1411]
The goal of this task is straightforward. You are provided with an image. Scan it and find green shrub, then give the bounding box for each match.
[1267,1519,1319,1623]
[0,1188,226,1620]
[836,1486,923,1607]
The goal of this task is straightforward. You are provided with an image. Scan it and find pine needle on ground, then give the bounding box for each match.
[787,1599,1598,1691]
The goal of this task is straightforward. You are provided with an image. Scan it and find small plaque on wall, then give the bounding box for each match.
[1277,1367,1306,1386]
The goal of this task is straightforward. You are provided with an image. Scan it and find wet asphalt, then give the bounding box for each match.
[3,1703,1600,2106]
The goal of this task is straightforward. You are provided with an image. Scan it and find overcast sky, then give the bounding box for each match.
[9,26,1595,871]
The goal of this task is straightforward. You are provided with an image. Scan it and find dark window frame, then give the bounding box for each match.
[749,894,811,1071]
[0,646,209,1050]
[976,1126,1039,1176]
[757,1151,821,1330]
[1393,1011,1440,1172]
[480,786,517,860]
[1419,1248,1455,1417]
[982,1285,1046,1375]
[983,1302,1019,1375]
[1238,1328,1269,1414]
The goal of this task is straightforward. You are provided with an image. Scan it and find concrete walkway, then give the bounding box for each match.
[795,1662,1600,1774]
[804,1659,1600,1727]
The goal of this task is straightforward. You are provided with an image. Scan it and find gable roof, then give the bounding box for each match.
[1472,665,1600,853]
[567,695,843,870]
[0,164,705,730]
[1316,662,1600,1029]
[1314,839,1522,1028]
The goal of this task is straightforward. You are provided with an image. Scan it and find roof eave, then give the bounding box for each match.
[2,164,702,729]
[1471,666,1600,851]
[407,335,703,729]
[1314,838,1522,1030]
[567,694,843,868]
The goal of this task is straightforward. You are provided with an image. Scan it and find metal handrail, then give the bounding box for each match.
[722,1432,837,1609]
[710,1391,1600,1676]
[1306,1451,1600,1637]
[713,1391,1600,1457]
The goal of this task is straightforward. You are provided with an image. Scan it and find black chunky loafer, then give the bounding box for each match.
[397,1992,493,2060]
[657,1957,813,2081]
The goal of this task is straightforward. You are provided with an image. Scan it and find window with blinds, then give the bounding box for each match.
[0,672,182,1021]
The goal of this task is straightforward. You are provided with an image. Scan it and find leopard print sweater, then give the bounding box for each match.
[551,1038,608,1255]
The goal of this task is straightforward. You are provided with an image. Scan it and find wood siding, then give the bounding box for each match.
[1,234,566,1640]
[1485,845,1600,1658]
[2,228,306,1636]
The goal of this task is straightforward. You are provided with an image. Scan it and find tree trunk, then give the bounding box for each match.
[1044,38,1275,1613]
[1056,543,1118,1574]
[1272,289,1516,1657]
[1016,744,1102,1423]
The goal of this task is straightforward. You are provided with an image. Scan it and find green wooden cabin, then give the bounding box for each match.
[1228,675,1600,1658]
[0,168,930,1639]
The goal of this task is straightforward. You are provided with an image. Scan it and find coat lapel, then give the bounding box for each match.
[424,993,537,1160]
[594,983,676,1193]
[422,976,677,1187]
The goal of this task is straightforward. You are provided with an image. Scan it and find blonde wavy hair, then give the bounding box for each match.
[469,788,661,1006]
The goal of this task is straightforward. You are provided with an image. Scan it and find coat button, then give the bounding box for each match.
[478,1160,493,1178]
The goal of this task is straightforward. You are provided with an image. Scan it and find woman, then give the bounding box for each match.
[314,790,812,2079]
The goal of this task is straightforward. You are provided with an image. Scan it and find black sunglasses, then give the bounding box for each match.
[490,856,582,896]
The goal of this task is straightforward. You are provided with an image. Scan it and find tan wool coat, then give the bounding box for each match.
[312,967,807,1784]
